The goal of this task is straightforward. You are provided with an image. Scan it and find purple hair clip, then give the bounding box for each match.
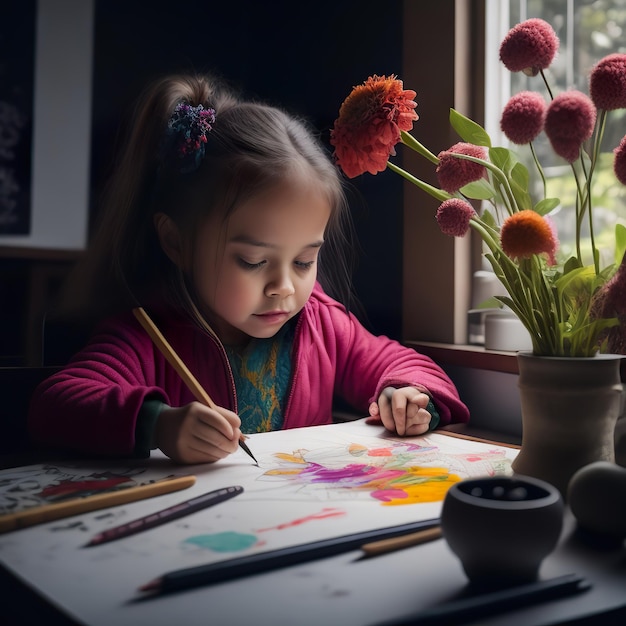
[165,102,216,173]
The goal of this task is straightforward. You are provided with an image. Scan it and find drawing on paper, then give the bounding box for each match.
[183,508,347,554]
[257,437,512,506]
[176,433,516,555]
[0,465,167,516]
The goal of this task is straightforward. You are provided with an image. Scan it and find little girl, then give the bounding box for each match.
[28,73,469,464]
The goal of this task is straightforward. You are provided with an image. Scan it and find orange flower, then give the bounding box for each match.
[331,75,418,178]
[500,210,557,262]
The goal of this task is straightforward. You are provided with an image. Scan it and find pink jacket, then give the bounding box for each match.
[28,284,469,456]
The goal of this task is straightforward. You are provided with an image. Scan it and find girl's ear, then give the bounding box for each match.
[154,213,184,268]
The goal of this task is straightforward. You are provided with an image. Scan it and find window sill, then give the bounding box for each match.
[407,341,626,380]
[405,341,520,374]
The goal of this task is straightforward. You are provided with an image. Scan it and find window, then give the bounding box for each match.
[485,0,626,268]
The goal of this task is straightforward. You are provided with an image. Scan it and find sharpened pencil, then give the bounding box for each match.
[84,485,243,546]
[132,307,259,465]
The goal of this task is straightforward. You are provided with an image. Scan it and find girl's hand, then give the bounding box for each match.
[367,386,432,436]
[155,402,242,464]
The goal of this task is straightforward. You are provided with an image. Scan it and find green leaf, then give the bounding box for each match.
[480,208,499,229]
[449,109,491,147]
[556,265,602,305]
[510,162,529,190]
[615,223,626,266]
[489,147,519,174]
[509,163,532,210]
[534,197,560,216]
[563,255,583,274]
[475,296,504,309]
[460,179,496,200]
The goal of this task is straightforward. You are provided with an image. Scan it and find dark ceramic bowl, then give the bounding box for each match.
[441,475,564,588]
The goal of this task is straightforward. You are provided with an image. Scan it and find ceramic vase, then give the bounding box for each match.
[511,351,624,498]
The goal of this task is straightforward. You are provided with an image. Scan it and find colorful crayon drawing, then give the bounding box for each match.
[258,437,512,505]
[178,437,514,556]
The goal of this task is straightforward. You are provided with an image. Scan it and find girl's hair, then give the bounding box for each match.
[56,73,359,334]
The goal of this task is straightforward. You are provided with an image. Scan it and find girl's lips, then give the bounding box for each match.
[254,311,290,324]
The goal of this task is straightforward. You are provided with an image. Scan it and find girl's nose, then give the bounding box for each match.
[265,270,295,298]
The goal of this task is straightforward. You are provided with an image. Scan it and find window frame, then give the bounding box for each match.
[401,0,485,345]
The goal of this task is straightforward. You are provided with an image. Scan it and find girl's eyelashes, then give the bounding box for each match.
[237,258,266,270]
[236,257,316,271]
[295,260,315,270]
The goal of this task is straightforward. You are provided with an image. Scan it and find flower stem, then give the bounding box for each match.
[400,131,440,164]
[539,69,554,100]
[529,141,547,198]
[386,161,452,202]
[585,109,608,274]
[449,153,519,215]
[569,159,585,262]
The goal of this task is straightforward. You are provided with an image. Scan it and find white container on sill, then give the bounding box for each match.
[484,310,533,352]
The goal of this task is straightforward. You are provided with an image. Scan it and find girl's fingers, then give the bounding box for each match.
[379,388,432,436]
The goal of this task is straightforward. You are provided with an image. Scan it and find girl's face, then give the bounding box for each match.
[193,178,332,345]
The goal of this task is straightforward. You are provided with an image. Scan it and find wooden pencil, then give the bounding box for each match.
[360,525,442,557]
[0,475,196,534]
[132,307,258,465]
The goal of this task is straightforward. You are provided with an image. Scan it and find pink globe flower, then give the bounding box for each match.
[500,91,546,144]
[500,210,558,261]
[331,75,418,178]
[615,135,626,186]
[544,91,596,163]
[591,254,626,353]
[589,53,626,111]
[436,199,476,237]
[435,143,488,193]
[499,18,559,76]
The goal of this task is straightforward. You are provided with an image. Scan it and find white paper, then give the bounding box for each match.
[0,419,518,625]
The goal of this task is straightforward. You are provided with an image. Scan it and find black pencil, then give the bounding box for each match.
[85,485,243,547]
[139,517,440,594]
[375,573,591,626]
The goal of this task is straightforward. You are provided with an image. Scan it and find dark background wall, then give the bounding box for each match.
[0,0,405,365]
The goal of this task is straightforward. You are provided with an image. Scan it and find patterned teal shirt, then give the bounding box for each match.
[225,321,295,433]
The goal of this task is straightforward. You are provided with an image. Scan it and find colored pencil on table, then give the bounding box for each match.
[0,475,196,534]
[138,518,441,595]
[375,573,591,626]
[84,485,244,547]
[132,307,258,465]
[359,525,443,558]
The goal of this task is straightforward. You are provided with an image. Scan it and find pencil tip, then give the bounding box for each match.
[238,439,259,465]
[138,579,160,592]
